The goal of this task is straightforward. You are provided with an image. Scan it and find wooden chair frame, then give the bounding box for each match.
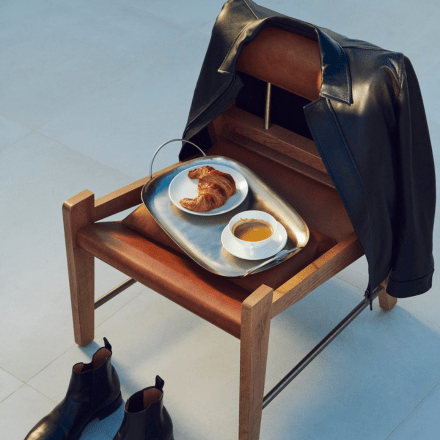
[63,25,398,440]
[63,157,396,440]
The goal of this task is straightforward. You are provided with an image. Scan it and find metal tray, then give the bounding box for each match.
[141,140,309,277]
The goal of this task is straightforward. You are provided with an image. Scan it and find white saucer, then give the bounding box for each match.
[168,164,248,216]
[221,221,288,260]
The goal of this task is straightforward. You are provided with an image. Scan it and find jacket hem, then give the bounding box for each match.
[386,268,434,298]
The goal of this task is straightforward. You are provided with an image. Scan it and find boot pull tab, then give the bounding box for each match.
[103,337,112,352]
[155,375,164,391]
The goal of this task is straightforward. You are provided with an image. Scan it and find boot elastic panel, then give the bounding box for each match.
[72,338,112,372]
[125,387,162,413]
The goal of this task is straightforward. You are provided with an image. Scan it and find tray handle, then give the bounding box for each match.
[149,139,206,181]
[243,246,304,277]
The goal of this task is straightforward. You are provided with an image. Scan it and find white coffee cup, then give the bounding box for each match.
[228,210,278,257]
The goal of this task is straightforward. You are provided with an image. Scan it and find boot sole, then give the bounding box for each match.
[73,392,123,440]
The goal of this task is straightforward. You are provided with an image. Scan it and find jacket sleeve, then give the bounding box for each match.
[386,56,436,298]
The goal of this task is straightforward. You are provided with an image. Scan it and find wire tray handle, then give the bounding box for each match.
[149,139,206,181]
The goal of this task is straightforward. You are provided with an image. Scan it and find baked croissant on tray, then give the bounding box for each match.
[180,166,237,212]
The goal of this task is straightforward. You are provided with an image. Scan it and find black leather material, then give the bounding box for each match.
[179,0,436,299]
[25,338,122,440]
[113,376,174,440]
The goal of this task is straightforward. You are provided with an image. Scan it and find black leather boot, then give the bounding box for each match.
[25,337,122,440]
[113,376,174,440]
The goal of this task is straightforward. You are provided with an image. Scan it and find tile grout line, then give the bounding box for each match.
[0,383,26,405]
[32,130,137,181]
[23,383,59,405]
[383,378,440,439]
[24,286,153,387]
[0,382,57,406]
[0,367,25,404]
[26,28,206,181]
[0,287,149,406]
[31,17,205,133]
[111,0,206,32]
[0,115,144,186]
[333,273,440,333]
[18,341,79,386]
[3,31,201,137]
[0,111,32,131]
[94,285,150,334]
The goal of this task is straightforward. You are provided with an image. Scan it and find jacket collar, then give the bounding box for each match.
[218,16,353,105]
[315,27,352,105]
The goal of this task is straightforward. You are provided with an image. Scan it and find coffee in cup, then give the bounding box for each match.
[227,210,279,257]
[232,219,274,242]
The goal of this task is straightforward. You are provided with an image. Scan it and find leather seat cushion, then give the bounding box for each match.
[77,221,249,339]
[121,203,337,293]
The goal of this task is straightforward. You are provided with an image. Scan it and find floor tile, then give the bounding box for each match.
[0,132,145,381]
[386,381,440,440]
[0,115,31,152]
[2,1,440,439]
[116,0,224,30]
[38,31,210,179]
[259,278,440,440]
[0,368,23,403]
[93,401,125,439]
[0,385,55,440]
[26,306,142,404]
[334,255,369,291]
[94,289,241,440]
[0,383,113,440]
[262,0,440,78]
[419,66,440,130]
[197,20,216,36]
[0,0,192,129]
[49,275,440,440]
[80,427,112,440]
[349,0,440,77]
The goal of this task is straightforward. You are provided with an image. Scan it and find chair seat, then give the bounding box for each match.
[77,221,249,338]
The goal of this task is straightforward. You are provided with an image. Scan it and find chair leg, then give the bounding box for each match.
[378,280,397,311]
[239,285,273,440]
[63,190,95,346]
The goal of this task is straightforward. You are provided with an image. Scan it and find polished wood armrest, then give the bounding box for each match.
[63,161,182,223]
[271,232,364,317]
[95,162,182,221]
[94,176,150,221]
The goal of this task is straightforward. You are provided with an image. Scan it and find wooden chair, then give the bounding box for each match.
[63,27,397,440]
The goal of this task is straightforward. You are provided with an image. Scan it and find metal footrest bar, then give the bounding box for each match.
[262,285,384,409]
[95,278,137,309]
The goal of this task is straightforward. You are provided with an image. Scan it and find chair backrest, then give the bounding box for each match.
[236,27,321,102]
[209,25,355,241]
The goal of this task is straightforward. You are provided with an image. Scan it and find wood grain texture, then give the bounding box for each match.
[239,285,273,440]
[271,232,364,317]
[223,105,325,171]
[236,27,321,101]
[94,161,182,222]
[63,190,95,346]
[213,106,335,189]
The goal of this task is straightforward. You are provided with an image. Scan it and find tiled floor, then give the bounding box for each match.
[1,0,439,439]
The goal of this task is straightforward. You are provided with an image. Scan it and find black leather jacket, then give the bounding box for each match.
[179,0,436,298]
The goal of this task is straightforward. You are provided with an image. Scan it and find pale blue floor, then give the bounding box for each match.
[1,1,440,439]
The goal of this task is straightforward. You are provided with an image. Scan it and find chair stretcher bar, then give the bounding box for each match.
[262,284,383,409]
[95,278,137,309]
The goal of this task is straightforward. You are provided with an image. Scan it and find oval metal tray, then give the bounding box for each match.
[141,155,309,277]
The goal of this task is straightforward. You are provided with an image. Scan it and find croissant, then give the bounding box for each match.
[180,167,237,212]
